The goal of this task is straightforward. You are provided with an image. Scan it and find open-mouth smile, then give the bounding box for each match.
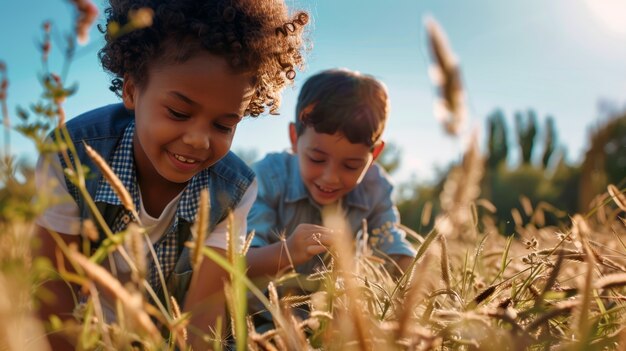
[172,153,199,164]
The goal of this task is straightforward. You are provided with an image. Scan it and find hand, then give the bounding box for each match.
[285,224,334,266]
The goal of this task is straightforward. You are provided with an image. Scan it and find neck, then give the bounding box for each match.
[138,176,186,218]
[133,135,187,217]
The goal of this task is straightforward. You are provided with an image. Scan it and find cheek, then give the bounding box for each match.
[298,160,317,182]
[135,120,155,147]
[211,134,235,158]
[136,114,161,135]
[353,169,369,185]
[343,168,367,187]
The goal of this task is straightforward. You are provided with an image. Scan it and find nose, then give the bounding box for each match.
[182,130,210,150]
[321,163,340,185]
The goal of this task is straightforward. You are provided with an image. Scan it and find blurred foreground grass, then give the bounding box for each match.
[1,4,626,351]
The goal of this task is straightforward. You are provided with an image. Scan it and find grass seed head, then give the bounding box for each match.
[608,185,626,212]
[84,142,136,218]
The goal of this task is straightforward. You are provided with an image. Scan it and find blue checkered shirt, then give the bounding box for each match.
[94,121,209,290]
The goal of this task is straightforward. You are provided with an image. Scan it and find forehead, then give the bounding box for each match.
[298,127,372,159]
[146,51,255,114]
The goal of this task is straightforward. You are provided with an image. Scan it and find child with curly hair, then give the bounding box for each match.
[246,69,417,329]
[34,0,308,348]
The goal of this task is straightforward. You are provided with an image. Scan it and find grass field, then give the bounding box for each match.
[1,3,626,350]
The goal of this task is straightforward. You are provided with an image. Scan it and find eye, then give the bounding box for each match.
[344,161,365,171]
[308,156,325,164]
[167,107,190,121]
[214,123,234,134]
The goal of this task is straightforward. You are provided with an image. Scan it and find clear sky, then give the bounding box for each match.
[1,0,625,183]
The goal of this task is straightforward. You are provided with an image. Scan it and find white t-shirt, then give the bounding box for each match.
[35,153,257,251]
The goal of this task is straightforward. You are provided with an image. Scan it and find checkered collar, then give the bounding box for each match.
[93,121,209,224]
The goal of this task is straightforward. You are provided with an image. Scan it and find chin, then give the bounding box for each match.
[160,170,195,185]
[313,194,341,206]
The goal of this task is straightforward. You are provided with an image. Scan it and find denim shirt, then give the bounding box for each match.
[55,103,255,304]
[248,151,416,276]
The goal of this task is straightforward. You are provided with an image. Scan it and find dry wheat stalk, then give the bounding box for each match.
[0,273,50,351]
[476,199,497,214]
[169,295,188,350]
[595,273,626,290]
[437,133,484,240]
[520,196,533,216]
[473,284,498,306]
[511,208,523,228]
[191,188,209,271]
[326,204,374,350]
[67,249,162,345]
[573,214,596,343]
[421,201,433,227]
[81,219,98,242]
[226,211,237,264]
[526,300,579,332]
[397,253,432,341]
[608,184,626,212]
[439,234,451,289]
[539,248,564,301]
[125,223,146,285]
[280,294,310,308]
[83,143,138,220]
[241,230,255,256]
[425,16,466,136]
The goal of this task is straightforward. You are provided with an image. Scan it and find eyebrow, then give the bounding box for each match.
[309,147,366,162]
[168,91,243,119]
[168,91,197,107]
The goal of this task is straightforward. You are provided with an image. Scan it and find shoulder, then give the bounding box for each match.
[63,103,133,141]
[211,151,256,190]
[251,151,294,181]
[361,162,394,190]
[346,162,394,210]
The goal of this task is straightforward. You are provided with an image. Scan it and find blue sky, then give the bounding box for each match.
[1,0,625,183]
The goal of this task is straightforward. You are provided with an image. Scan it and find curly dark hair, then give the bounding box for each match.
[99,0,309,116]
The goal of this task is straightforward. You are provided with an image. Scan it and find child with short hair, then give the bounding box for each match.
[34,1,308,348]
[246,68,417,327]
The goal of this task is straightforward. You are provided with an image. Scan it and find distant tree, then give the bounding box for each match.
[579,112,626,210]
[541,116,557,169]
[515,110,538,165]
[486,109,508,169]
[399,108,576,236]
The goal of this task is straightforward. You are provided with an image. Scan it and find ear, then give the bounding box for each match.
[289,122,298,152]
[371,140,385,162]
[121,74,136,110]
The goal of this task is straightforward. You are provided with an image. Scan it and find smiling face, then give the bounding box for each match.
[122,51,254,191]
[290,124,380,206]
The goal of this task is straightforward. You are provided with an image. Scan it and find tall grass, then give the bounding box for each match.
[1,5,626,351]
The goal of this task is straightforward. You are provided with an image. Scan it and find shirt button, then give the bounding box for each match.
[121,214,131,224]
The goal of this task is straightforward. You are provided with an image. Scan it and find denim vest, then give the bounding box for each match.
[55,103,255,306]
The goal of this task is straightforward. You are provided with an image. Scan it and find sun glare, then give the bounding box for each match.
[584,0,626,35]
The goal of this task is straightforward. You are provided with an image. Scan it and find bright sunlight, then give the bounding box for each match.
[584,0,626,35]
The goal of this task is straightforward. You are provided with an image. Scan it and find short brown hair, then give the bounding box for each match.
[294,69,388,147]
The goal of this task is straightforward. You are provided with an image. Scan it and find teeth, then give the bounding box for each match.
[174,153,197,164]
[317,184,335,193]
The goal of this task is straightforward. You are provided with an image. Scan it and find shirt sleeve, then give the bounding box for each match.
[366,177,417,258]
[246,161,280,248]
[205,179,258,250]
[34,153,82,235]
